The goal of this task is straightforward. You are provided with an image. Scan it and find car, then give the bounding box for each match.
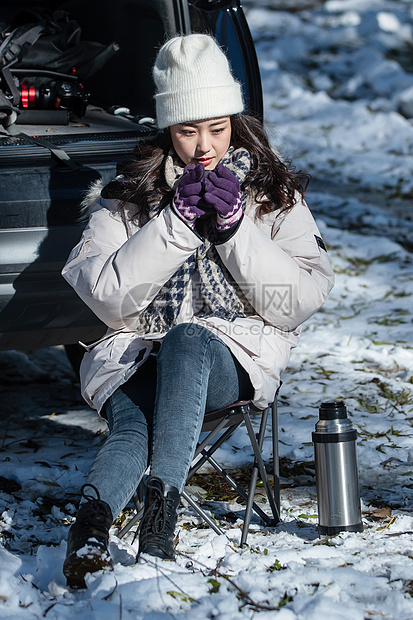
[0,0,263,371]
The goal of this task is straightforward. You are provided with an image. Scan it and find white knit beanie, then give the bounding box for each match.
[153,34,244,129]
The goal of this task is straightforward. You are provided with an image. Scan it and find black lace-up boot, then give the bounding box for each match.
[137,477,180,560]
[63,484,113,589]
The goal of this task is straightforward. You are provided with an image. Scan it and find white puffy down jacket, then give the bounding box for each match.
[62,192,334,413]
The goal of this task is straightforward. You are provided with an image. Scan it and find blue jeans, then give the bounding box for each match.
[83,323,253,519]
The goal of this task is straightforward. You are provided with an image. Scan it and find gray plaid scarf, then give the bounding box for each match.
[134,147,254,335]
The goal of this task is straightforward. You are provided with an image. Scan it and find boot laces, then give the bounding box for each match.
[76,484,111,542]
[147,485,168,535]
[141,480,178,543]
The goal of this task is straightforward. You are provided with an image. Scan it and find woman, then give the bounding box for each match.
[61,33,334,588]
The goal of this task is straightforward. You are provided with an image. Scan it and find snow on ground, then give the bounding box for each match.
[0,0,412,618]
[247,0,413,196]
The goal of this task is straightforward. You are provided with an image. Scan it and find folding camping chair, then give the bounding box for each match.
[117,397,280,546]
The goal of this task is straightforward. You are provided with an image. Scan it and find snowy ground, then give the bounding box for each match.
[1,0,413,618]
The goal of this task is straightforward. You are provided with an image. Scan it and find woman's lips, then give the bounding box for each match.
[197,157,214,166]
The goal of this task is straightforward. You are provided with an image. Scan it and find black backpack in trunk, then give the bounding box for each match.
[0,9,119,127]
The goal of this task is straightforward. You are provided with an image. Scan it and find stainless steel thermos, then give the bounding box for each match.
[313,401,363,535]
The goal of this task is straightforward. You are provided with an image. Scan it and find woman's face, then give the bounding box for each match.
[170,117,231,170]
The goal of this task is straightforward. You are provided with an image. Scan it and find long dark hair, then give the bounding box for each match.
[115,114,310,220]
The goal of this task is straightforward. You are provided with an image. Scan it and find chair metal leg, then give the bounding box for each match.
[243,409,280,525]
[194,415,235,458]
[188,425,238,479]
[181,490,225,537]
[241,406,270,546]
[117,506,144,539]
[240,465,260,546]
[117,483,145,539]
[197,451,272,524]
[272,398,280,524]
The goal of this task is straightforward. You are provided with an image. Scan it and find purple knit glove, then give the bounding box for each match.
[173,163,212,228]
[204,164,243,231]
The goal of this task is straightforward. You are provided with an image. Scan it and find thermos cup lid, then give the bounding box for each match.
[319,401,347,420]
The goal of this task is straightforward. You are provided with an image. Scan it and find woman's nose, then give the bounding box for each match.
[197,132,211,154]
